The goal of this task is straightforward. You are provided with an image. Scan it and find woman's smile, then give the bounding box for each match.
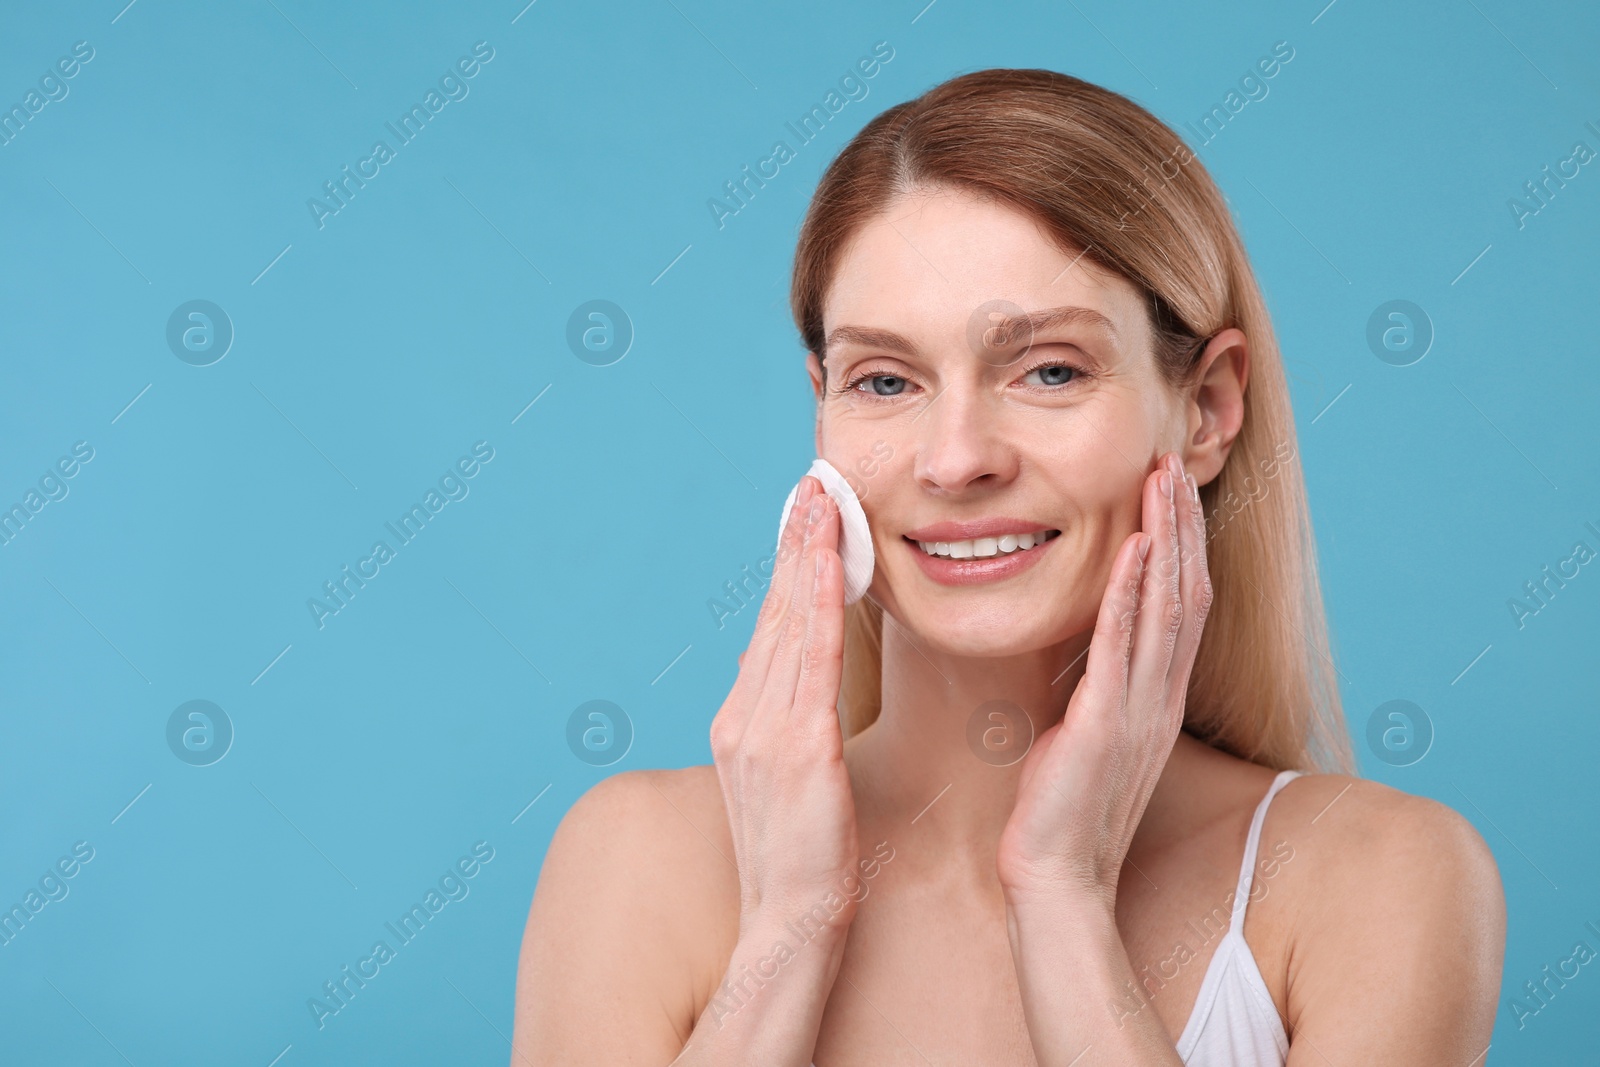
[900,518,1063,585]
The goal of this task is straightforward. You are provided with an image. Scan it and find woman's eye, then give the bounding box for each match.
[1026,364,1077,387]
[845,364,1079,398]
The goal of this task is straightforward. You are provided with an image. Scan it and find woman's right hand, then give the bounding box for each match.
[709,474,862,938]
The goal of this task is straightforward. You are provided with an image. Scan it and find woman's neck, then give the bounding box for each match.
[841,617,1206,884]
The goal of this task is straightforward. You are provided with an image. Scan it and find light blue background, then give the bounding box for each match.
[2,0,1597,1063]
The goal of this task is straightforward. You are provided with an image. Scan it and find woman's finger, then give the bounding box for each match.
[1128,457,1183,695]
[752,491,837,738]
[788,519,846,741]
[1069,529,1147,724]
[731,476,821,705]
[717,476,820,754]
[1166,465,1212,691]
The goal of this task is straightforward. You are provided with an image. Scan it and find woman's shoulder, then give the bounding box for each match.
[556,764,728,842]
[541,764,737,919]
[1267,770,1504,902]
[517,765,738,1048]
[1259,770,1507,1046]
[1176,736,1501,901]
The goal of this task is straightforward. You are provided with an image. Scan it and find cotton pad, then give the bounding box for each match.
[775,457,876,604]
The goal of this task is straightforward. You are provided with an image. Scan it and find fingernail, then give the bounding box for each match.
[1187,473,1198,498]
[807,495,826,525]
[1138,534,1152,562]
[1159,470,1173,499]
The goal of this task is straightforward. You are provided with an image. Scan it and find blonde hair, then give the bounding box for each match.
[789,69,1355,775]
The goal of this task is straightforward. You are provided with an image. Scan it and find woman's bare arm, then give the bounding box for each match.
[997,453,1200,1065]
[513,478,860,1065]
[1280,778,1506,1065]
[509,768,852,1066]
[510,770,705,1065]
[997,453,1505,1063]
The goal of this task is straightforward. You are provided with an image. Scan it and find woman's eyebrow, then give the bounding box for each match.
[825,304,1119,358]
[824,324,918,356]
[1007,304,1121,344]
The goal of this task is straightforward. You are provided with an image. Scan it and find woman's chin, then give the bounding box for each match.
[890,604,1074,660]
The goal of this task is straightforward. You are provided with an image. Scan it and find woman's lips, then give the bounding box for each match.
[903,531,1059,586]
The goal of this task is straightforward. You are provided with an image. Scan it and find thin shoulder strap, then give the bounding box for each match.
[1229,769,1303,929]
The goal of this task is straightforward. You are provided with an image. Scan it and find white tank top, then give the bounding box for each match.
[810,768,1299,1066]
[1174,768,1299,1065]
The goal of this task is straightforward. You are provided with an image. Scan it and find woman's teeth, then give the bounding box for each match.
[914,530,1061,560]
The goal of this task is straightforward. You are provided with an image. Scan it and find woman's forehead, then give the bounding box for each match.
[822,188,1143,338]
[822,238,1146,368]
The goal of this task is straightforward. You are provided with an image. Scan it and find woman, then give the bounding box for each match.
[512,68,1506,1065]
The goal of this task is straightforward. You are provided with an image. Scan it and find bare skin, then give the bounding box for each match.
[511,186,1506,1066]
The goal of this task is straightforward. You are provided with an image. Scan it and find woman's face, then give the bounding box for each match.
[810,184,1199,657]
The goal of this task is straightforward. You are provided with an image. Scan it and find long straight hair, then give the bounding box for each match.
[789,69,1355,775]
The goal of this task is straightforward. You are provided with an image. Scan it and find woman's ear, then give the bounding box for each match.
[807,352,826,455]
[1183,328,1249,486]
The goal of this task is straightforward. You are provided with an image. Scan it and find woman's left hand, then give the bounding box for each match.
[995,450,1212,911]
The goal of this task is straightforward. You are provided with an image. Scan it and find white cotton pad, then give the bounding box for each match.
[775,457,876,604]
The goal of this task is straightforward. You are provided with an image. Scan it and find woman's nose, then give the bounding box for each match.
[910,386,1017,494]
